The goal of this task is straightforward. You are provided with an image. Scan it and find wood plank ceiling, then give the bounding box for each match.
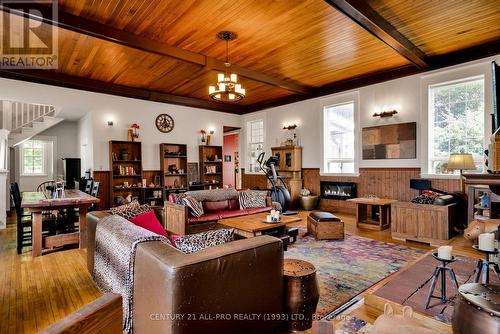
[0,0,499,114]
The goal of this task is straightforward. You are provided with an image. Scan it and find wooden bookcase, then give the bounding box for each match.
[160,143,188,199]
[271,146,303,208]
[199,145,223,189]
[109,140,143,206]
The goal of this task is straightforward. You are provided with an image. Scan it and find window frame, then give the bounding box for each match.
[20,139,51,177]
[427,75,485,176]
[320,92,360,177]
[247,119,265,174]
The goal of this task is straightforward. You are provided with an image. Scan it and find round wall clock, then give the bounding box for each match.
[155,114,174,133]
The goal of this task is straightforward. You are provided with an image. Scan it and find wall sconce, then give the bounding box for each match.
[209,129,215,135]
[373,110,398,118]
[107,120,114,127]
[283,124,298,130]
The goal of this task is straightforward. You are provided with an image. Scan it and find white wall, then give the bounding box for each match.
[0,78,242,173]
[38,121,79,178]
[242,54,500,173]
[89,99,241,171]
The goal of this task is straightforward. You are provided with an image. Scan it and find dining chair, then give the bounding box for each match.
[11,183,57,254]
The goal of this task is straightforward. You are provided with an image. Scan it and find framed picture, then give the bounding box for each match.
[224,155,232,162]
[362,122,417,160]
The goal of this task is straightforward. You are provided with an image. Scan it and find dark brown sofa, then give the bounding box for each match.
[86,209,285,334]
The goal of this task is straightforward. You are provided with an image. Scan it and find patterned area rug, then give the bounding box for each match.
[285,228,426,319]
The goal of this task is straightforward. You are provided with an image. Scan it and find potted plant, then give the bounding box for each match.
[299,188,319,211]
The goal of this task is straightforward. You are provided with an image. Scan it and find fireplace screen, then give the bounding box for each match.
[320,181,357,200]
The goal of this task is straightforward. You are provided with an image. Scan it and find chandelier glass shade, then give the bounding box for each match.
[208,32,245,102]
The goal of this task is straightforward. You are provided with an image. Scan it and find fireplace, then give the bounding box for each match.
[320,181,357,200]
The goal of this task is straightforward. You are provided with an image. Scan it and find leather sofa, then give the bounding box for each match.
[86,209,285,334]
[165,188,273,235]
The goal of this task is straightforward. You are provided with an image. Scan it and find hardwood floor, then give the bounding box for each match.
[0,211,482,333]
[0,218,101,334]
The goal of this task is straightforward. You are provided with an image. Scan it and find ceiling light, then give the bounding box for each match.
[208,31,246,102]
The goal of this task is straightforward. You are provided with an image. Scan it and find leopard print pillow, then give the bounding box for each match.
[110,200,140,215]
[117,204,152,219]
[173,228,234,254]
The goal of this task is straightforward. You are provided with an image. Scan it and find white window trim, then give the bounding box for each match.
[246,118,265,174]
[19,136,56,178]
[422,74,487,176]
[420,60,493,179]
[320,91,360,177]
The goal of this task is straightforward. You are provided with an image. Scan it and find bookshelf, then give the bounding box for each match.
[109,140,143,205]
[160,143,188,199]
[199,145,223,189]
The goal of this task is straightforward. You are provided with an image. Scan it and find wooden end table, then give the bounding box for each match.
[218,212,302,238]
[347,197,397,231]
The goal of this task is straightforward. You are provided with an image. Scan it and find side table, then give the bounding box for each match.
[283,259,319,332]
[347,197,397,231]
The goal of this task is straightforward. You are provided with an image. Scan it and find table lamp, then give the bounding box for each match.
[447,153,476,192]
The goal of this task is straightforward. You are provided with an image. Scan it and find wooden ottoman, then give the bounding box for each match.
[307,211,344,240]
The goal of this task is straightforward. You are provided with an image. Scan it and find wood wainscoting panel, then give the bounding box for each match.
[302,168,461,214]
[92,171,110,211]
[241,169,268,190]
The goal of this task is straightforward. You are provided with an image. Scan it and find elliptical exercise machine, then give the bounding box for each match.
[257,152,298,215]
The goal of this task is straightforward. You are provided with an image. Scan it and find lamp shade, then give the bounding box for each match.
[447,153,476,170]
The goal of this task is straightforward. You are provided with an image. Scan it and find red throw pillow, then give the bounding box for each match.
[129,210,168,238]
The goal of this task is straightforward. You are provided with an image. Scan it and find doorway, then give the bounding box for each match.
[223,126,240,189]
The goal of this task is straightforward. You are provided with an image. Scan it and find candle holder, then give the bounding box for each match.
[424,252,459,309]
[472,245,500,284]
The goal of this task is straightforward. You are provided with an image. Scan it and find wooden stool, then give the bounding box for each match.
[307,211,344,240]
[284,259,320,332]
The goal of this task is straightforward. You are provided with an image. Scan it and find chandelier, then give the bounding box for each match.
[208,31,246,102]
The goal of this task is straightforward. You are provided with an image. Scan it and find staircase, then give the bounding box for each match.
[1,100,63,146]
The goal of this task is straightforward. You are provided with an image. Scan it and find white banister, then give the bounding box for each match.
[3,100,56,132]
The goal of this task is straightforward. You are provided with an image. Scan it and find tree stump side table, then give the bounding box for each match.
[283,258,320,332]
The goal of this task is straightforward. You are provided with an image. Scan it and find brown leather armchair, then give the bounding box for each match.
[86,210,285,334]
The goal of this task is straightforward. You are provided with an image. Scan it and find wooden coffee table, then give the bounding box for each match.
[218,212,302,238]
[347,197,397,231]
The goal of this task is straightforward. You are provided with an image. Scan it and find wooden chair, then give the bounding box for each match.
[84,180,93,194]
[89,182,100,211]
[11,183,56,254]
[38,293,123,334]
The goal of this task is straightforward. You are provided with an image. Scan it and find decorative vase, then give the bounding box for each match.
[206,135,211,145]
[127,129,133,141]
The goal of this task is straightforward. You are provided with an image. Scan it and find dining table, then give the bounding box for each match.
[21,189,100,257]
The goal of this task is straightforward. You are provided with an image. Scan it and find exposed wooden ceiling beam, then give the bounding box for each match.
[324,0,429,69]
[0,69,248,114]
[0,5,312,95]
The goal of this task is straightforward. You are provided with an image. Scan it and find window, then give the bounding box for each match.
[248,119,264,172]
[428,77,484,174]
[323,102,356,174]
[21,139,48,175]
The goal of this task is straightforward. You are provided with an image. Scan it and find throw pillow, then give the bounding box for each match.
[110,200,140,215]
[117,204,151,219]
[172,228,234,254]
[239,190,267,209]
[182,195,204,218]
[128,210,169,238]
[411,195,435,205]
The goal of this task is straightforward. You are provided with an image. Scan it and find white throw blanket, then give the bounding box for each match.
[93,215,169,334]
